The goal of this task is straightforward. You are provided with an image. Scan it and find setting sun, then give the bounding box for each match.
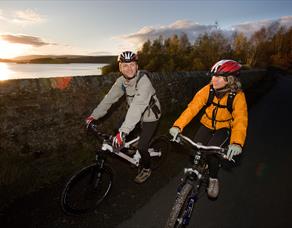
[0,40,27,59]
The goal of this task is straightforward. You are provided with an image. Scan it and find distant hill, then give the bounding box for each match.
[0,58,13,63]
[10,55,117,64]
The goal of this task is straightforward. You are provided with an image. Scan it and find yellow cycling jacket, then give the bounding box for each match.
[173,84,248,147]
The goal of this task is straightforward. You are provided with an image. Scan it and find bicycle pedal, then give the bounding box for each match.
[130,164,137,169]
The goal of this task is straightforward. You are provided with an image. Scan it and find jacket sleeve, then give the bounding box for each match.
[173,84,209,131]
[91,77,125,120]
[230,91,248,147]
[119,76,155,134]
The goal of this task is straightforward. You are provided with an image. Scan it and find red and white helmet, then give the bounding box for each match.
[117,51,138,63]
[210,60,241,77]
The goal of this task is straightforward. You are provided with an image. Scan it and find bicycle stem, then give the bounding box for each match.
[184,168,202,179]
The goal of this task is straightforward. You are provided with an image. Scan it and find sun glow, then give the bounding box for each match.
[0,63,13,80]
[0,40,27,59]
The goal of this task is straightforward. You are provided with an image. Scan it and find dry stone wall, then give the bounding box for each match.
[0,70,269,205]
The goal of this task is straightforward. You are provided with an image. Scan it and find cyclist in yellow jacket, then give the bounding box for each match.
[169,60,248,198]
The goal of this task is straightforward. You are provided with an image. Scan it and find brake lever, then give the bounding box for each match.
[170,136,181,144]
[220,149,236,163]
[222,154,236,163]
[169,130,180,142]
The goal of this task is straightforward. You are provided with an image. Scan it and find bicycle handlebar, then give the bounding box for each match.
[87,123,112,140]
[179,134,225,152]
[174,133,230,160]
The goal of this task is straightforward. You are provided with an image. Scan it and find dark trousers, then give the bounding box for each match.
[137,121,159,169]
[116,120,159,169]
[193,125,229,178]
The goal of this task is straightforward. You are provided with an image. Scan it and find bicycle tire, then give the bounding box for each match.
[165,182,194,228]
[149,135,169,170]
[61,163,113,215]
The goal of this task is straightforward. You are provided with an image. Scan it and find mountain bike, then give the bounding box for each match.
[61,122,168,215]
[165,133,233,228]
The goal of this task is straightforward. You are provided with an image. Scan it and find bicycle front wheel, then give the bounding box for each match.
[165,182,195,228]
[149,135,169,170]
[61,163,113,215]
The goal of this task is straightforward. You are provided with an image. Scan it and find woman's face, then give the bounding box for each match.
[211,75,228,90]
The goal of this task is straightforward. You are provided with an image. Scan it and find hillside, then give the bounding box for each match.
[8,55,117,64]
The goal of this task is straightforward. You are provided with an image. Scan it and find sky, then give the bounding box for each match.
[0,0,291,59]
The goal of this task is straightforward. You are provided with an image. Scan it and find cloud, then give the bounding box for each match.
[0,8,45,25]
[230,16,292,36]
[115,20,217,47]
[0,34,55,47]
[13,9,45,24]
[0,9,6,21]
[115,16,292,50]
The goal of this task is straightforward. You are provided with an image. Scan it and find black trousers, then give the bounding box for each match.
[137,121,159,169]
[116,120,159,169]
[193,124,230,178]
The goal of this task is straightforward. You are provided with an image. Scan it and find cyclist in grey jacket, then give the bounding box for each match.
[86,51,161,183]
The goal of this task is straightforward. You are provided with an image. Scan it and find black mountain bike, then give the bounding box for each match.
[165,133,233,228]
[61,122,168,215]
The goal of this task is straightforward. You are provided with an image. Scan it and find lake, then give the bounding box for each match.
[0,62,108,80]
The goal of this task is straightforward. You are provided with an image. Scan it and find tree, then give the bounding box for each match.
[269,27,292,69]
[192,31,231,70]
[232,32,250,65]
[248,28,272,67]
[102,24,292,74]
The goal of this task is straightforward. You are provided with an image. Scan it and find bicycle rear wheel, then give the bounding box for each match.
[61,163,113,215]
[149,135,168,170]
[165,182,195,228]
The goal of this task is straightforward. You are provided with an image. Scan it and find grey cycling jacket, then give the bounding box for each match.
[91,71,161,134]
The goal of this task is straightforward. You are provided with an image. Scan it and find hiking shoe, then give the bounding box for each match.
[207,178,219,198]
[134,168,151,184]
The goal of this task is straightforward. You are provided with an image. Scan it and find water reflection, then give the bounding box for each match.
[0,62,106,80]
[0,63,13,80]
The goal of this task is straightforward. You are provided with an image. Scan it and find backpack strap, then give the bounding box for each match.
[226,91,236,114]
[121,83,126,93]
[137,70,161,119]
[135,70,149,90]
[206,84,215,108]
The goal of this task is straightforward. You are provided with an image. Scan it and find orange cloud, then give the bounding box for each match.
[0,34,56,47]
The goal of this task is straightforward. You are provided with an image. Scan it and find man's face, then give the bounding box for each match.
[119,61,138,79]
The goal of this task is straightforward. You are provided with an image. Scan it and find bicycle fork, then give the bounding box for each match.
[181,190,199,225]
[176,173,200,226]
[92,155,105,190]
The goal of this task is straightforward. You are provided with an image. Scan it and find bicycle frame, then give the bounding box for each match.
[61,124,167,216]
[98,132,162,167]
